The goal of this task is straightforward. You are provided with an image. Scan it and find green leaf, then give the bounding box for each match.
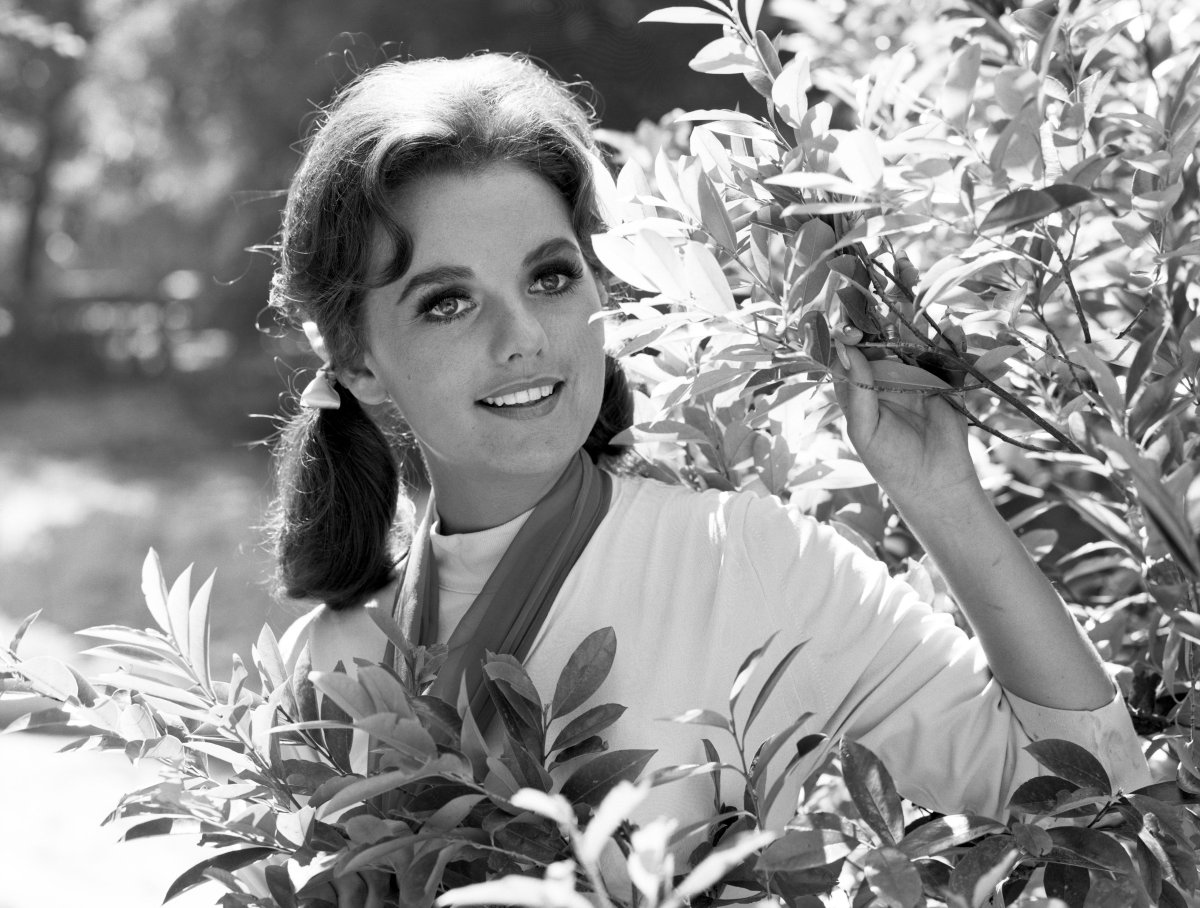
[702,737,722,809]
[140,549,172,636]
[939,43,981,131]
[1011,822,1053,857]
[355,714,437,761]
[754,30,781,78]
[762,732,826,818]
[500,732,553,792]
[1025,739,1112,794]
[77,624,177,656]
[745,640,807,731]
[550,734,606,768]
[946,836,1020,908]
[667,708,732,732]
[484,657,542,711]
[751,711,814,789]
[1125,324,1165,406]
[840,739,904,846]
[917,250,1019,309]
[756,826,856,872]
[493,817,564,865]
[1008,775,1080,814]
[1179,314,1200,377]
[1072,343,1125,423]
[18,656,79,701]
[833,129,884,189]
[1047,827,1136,874]
[979,185,1094,233]
[253,624,288,695]
[1087,421,1200,579]
[689,36,760,76]
[549,703,625,753]
[316,681,354,774]
[263,864,298,908]
[559,748,656,808]
[682,241,735,314]
[550,626,616,719]
[696,171,736,249]
[164,847,277,901]
[675,829,778,900]
[2,706,73,735]
[318,754,462,817]
[355,664,413,717]
[897,815,1007,858]
[165,563,193,649]
[744,0,765,33]
[648,760,731,786]
[1045,862,1091,907]
[187,570,214,691]
[309,670,374,720]
[486,673,545,760]
[786,218,835,314]
[640,6,731,27]
[592,232,658,292]
[772,56,811,129]
[859,846,923,908]
[729,632,778,714]
[8,610,41,655]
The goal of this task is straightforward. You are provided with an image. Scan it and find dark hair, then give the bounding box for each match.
[268,54,632,609]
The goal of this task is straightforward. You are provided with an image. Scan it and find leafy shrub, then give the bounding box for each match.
[4,0,1200,904]
[594,0,1199,792]
[3,553,1198,906]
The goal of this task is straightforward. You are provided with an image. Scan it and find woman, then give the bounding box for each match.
[269,53,1149,839]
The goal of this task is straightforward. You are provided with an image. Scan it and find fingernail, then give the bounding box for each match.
[834,340,851,370]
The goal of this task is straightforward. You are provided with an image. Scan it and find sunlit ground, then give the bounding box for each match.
[0,732,221,908]
[0,383,287,906]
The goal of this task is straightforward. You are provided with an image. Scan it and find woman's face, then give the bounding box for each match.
[346,162,607,531]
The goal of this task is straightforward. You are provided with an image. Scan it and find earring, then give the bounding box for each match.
[300,369,341,410]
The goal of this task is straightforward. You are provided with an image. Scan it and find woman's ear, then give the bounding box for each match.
[339,359,390,406]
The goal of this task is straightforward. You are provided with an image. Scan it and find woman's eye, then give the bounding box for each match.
[532,272,571,294]
[423,294,473,321]
[531,259,583,295]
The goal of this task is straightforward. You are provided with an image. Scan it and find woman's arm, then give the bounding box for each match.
[834,335,1114,710]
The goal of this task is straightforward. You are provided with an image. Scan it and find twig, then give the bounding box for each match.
[1049,239,1092,343]
[864,258,1084,454]
[940,395,1058,453]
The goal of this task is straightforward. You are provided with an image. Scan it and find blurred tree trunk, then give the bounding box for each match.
[11,0,90,344]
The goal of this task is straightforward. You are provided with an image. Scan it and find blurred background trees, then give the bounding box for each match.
[1,0,763,393]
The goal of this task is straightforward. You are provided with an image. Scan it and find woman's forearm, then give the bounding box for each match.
[894,485,1115,711]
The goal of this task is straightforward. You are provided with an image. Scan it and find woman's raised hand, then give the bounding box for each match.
[832,329,984,517]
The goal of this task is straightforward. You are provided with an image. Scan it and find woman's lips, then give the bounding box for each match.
[477,381,564,416]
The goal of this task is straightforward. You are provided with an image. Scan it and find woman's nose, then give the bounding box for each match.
[491,295,548,362]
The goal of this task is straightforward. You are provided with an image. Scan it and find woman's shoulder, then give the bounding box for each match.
[278,579,399,675]
[608,470,812,547]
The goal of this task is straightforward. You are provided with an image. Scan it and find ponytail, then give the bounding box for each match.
[270,383,400,610]
[583,354,633,464]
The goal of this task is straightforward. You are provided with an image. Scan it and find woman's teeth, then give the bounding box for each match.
[483,384,556,407]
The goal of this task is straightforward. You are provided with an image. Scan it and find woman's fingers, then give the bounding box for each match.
[831,326,881,446]
[365,869,389,908]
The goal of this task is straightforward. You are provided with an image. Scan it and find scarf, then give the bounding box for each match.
[392,450,612,732]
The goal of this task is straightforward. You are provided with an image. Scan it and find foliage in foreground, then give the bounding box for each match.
[2,552,1199,907]
[3,0,1200,904]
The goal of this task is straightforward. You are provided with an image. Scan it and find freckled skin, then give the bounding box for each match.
[342,163,607,532]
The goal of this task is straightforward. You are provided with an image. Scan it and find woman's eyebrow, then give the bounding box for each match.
[522,237,579,266]
[398,265,473,301]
